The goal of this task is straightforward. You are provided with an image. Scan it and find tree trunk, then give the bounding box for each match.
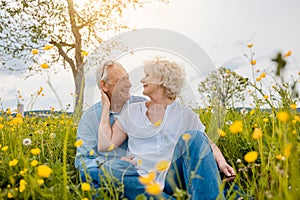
[73,65,85,123]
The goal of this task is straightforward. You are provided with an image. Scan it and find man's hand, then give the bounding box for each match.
[101,90,110,109]
[120,155,136,165]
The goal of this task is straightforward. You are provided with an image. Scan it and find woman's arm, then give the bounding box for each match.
[98,90,127,152]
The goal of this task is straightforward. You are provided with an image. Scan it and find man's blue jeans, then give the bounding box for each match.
[80,130,224,200]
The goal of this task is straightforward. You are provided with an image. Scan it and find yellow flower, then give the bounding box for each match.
[138,172,156,185]
[251,60,256,65]
[2,145,8,151]
[155,160,170,172]
[81,183,91,191]
[260,73,266,78]
[137,159,142,165]
[263,118,269,123]
[0,124,4,129]
[74,139,83,147]
[153,120,161,127]
[11,117,23,125]
[252,128,263,140]
[290,104,297,110]
[19,179,26,192]
[244,151,258,163]
[182,133,191,141]
[145,182,162,195]
[43,44,54,50]
[89,149,94,156]
[31,148,41,155]
[31,49,39,54]
[263,95,268,99]
[37,165,52,178]
[247,43,253,48]
[9,159,18,167]
[277,111,289,123]
[256,77,262,82]
[20,168,28,176]
[7,191,13,199]
[217,128,226,137]
[275,154,284,160]
[81,50,89,57]
[225,69,231,74]
[229,121,243,134]
[283,143,292,158]
[40,63,49,69]
[82,198,88,200]
[292,130,297,135]
[31,160,38,167]
[284,50,292,57]
[6,108,12,115]
[37,179,44,185]
[0,116,3,121]
[107,144,115,151]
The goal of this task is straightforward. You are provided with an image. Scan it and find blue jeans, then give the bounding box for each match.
[80,130,224,200]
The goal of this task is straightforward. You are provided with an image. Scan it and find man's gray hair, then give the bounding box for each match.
[95,61,122,89]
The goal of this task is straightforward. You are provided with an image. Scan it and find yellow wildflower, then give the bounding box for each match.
[37,179,44,185]
[107,144,115,151]
[7,192,13,199]
[139,172,156,185]
[226,69,231,74]
[19,179,26,192]
[275,154,284,160]
[11,117,23,125]
[217,128,226,137]
[40,63,49,69]
[37,165,52,178]
[6,108,12,115]
[229,121,243,134]
[290,104,297,110]
[283,143,292,158]
[31,148,41,155]
[81,50,89,57]
[260,73,266,78]
[81,183,91,191]
[43,44,54,50]
[292,130,297,134]
[251,60,256,65]
[89,149,94,156]
[0,116,3,121]
[137,159,142,165]
[20,168,28,176]
[247,43,253,48]
[82,198,88,200]
[153,120,161,127]
[31,49,39,54]
[74,139,83,147]
[263,95,268,99]
[146,182,161,195]
[263,118,269,123]
[155,160,170,172]
[284,50,292,57]
[0,124,4,129]
[252,128,263,140]
[9,159,18,167]
[2,145,8,151]
[182,133,191,141]
[277,111,289,123]
[31,160,38,167]
[256,77,261,82]
[244,151,258,163]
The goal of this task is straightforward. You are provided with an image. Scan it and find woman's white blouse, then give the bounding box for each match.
[115,101,205,188]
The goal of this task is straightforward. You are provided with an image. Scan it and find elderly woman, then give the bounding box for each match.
[98,58,232,199]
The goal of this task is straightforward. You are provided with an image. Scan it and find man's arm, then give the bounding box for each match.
[97,91,127,151]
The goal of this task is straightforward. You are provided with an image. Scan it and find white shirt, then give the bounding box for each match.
[115,101,205,188]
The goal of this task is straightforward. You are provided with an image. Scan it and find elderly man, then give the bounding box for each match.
[75,61,234,199]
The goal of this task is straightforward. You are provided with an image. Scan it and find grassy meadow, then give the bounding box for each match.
[0,48,299,199]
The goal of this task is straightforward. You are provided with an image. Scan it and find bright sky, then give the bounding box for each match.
[1,0,300,111]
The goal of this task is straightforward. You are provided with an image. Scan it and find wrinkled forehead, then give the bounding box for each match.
[108,65,128,81]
